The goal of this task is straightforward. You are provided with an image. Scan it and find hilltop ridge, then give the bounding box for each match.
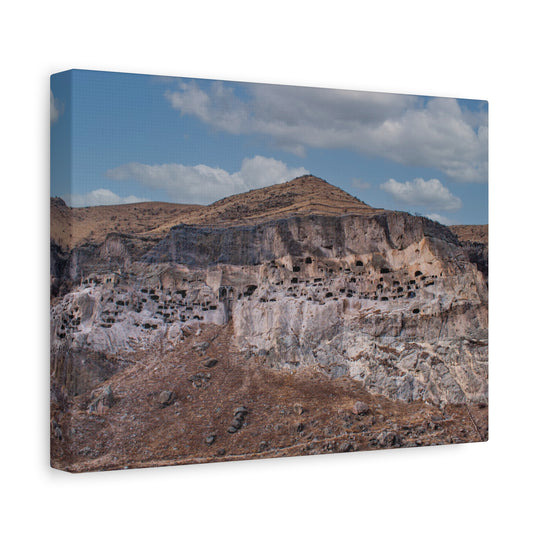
[50,175,487,253]
[50,175,379,249]
[204,175,375,223]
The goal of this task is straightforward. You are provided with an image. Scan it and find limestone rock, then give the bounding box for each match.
[50,176,488,417]
[158,390,175,406]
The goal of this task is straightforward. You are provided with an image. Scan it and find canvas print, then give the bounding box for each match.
[50,70,488,472]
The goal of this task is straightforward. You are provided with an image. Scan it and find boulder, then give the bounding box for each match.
[377,431,402,448]
[158,390,175,406]
[88,385,114,414]
[293,403,304,415]
[231,418,243,429]
[203,358,218,368]
[353,401,369,415]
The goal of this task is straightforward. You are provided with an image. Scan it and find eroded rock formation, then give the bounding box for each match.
[50,175,488,471]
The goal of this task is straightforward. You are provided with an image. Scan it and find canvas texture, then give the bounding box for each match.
[50,70,488,472]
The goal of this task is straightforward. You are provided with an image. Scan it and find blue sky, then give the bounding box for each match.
[51,69,488,225]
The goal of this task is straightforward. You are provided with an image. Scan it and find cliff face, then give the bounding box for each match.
[51,205,487,405]
[142,212,459,267]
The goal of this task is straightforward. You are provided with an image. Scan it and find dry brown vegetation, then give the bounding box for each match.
[51,323,487,473]
[450,225,488,244]
[51,176,378,250]
[50,197,201,250]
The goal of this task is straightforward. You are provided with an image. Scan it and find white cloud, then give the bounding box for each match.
[63,189,148,207]
[106,156,308,204]
[426,213,456,226]
[50,90,63,124]
[165,81,487,183]
[380,177,462,212]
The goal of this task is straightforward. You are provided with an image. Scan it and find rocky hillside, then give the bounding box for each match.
[50,175,488,472]
[50,197,201,250]
[51,176,375,250]
[450,225,488,244]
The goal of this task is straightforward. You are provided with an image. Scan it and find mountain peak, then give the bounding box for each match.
[203,174,374,224]
[288,173,331,185]
[50,175,378,248]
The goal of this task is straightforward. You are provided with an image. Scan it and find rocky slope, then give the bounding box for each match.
[50,176,375,250]
[50,175,488,471]
[450,224,488,244]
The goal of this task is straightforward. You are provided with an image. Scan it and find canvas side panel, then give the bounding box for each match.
[50,70,74,471]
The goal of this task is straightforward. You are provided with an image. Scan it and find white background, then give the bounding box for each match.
[2,1,538,538]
